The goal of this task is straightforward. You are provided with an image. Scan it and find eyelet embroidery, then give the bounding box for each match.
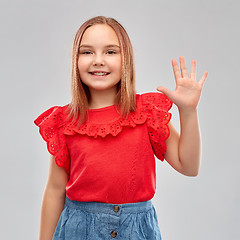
[34,92,172,168]
[34,106,70,174]
[141,93,172,160]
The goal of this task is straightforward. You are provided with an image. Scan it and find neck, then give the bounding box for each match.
[88,87,117,109]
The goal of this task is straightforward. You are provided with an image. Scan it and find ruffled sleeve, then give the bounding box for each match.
[34,106,70,175]
[141,92,173,161]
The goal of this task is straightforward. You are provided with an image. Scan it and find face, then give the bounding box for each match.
[78,24,122,94]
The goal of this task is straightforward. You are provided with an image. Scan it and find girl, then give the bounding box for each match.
[34,16,208,240]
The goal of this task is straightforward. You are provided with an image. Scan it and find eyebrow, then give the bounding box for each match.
[79,44,120,49]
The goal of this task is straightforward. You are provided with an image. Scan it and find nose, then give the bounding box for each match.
[92,53,105,66]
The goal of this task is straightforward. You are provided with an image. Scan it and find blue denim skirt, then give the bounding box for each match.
[52,196,161,240]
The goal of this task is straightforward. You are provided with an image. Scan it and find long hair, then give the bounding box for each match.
[65,16,136,127]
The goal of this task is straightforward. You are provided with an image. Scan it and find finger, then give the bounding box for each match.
[172,59,181,81]
[199,71,208,87]
[156,86,174,101]
[179,56,189,78]
[190,59,196,80]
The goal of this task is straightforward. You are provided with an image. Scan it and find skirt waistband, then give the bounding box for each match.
[64,196,153,214]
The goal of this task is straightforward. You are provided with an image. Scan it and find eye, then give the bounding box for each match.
[79,50,92,55]
[82,51,92,54]
[106,50,116,54]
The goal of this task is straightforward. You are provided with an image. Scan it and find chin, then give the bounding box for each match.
[88,85,117,92]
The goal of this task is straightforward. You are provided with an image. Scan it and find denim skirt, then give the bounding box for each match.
[52,196,162,240]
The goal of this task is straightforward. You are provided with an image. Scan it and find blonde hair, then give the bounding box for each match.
[66,16,136,127]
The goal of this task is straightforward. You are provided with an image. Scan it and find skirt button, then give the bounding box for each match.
[111,230,117,237]
[113,205,119,212]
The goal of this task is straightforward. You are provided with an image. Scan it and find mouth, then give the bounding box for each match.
[89,72,110,76]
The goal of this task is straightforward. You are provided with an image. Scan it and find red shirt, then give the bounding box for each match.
[34,92,172,204]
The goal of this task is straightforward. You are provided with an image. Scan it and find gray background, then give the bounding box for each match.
[0,0,239,239]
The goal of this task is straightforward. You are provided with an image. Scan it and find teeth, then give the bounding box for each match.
[92,72,108,76]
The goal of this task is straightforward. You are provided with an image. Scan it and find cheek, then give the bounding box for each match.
[112,57,122,73]
[78,59,88,75]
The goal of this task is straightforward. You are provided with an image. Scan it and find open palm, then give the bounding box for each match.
[157,56,208,111]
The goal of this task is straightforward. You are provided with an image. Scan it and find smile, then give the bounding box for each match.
[90,72,110,76]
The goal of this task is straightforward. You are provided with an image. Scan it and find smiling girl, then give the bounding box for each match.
[34,16,208,240]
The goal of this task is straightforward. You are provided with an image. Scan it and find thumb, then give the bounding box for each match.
[156,86,173,100]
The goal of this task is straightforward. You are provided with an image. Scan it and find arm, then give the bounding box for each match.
[157,56,208,176]
[39,154,69,240]
[164,110,201,176]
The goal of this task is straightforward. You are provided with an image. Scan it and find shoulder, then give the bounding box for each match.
[34,104,70,127]
[134,93,173,161]
[34,104,71,175]
[136,92,172,111]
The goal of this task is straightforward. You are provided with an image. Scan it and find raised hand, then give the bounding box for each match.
[157,56,208,111]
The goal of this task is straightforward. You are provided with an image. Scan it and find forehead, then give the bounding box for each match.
[80,24,120,46]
